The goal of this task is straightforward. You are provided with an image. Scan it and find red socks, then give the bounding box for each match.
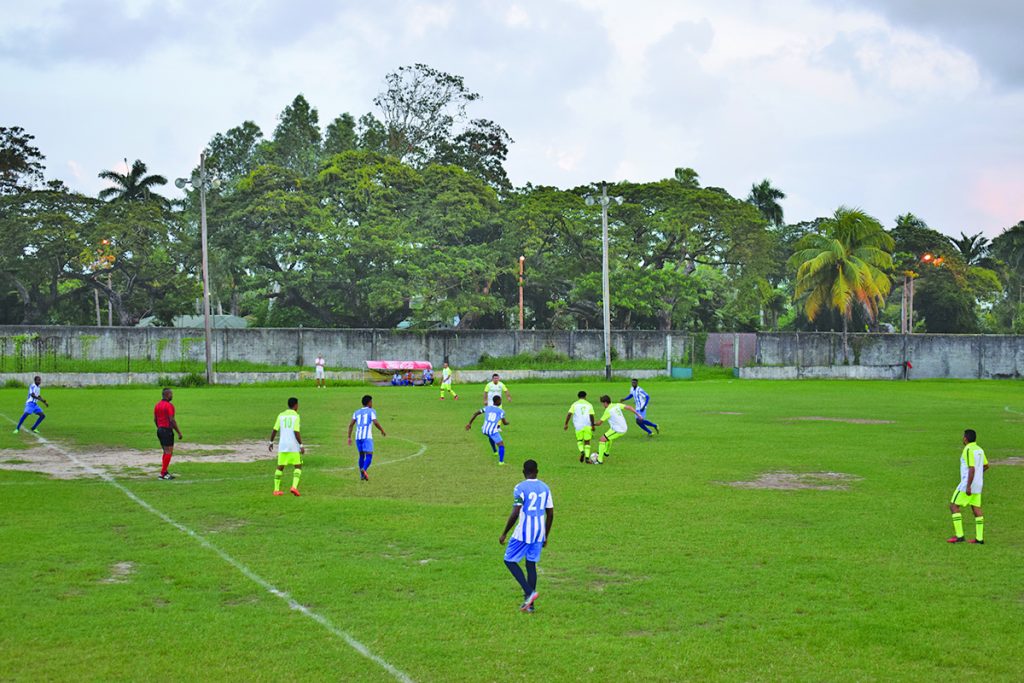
[161,453,172,475]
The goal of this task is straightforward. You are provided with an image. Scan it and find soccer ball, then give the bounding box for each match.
[589,453,600,464]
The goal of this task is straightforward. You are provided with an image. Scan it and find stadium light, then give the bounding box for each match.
[175,152,220,385]
[518,255,525,331]
[584,184,623,380]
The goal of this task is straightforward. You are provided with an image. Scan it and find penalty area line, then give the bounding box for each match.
[0,414,415,683]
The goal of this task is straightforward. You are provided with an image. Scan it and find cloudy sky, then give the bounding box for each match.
[2,0,1022,236]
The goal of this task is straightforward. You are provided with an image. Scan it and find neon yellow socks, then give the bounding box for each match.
[597,441,608,463]
[292,468,302,490]
[952,512,964,538]
[584,444,591,460]
[975,516,984,542]
[274,469,283,492]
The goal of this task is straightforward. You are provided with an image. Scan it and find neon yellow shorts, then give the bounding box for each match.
[277,451,302,467]
[951,489,981,508]
[603,429,625,442]
[575,427,593,442]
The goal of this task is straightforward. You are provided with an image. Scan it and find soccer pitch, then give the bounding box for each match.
[2,379,1023,681]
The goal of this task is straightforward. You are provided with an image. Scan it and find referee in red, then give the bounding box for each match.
[154,388,183,480]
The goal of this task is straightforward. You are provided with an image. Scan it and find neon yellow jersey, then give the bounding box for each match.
[274,409,302,453]
[442,367,452,382]
[958,442,987,493]
[568,399,595,430]
[600,403,628,433]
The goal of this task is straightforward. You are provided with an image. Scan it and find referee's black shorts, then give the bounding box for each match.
[157,427,175,447]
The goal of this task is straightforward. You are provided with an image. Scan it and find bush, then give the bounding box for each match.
[4,378,26,388]
[156,373,208,388]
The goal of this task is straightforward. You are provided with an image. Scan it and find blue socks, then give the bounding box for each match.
[16,413,28,430]
[32,415,45,430]
[358,452,373,471]
[498,444,505,463]
[505,560,530,598]
[636,418,658,433]
[525,560,537,593]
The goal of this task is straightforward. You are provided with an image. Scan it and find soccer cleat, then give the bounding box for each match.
[290,487,301,496]
[360,469,369,481]
[273,490,284,496]
[12,429,19,434]
[519,591,538,612]
[525,605,535,613]
[498,461,506,466]
[30,428,40,434]
[454,395,459,400]
[579,453,585,463]
[968,539,985,545]
[158,472,175,480]
[947,536,965,543]
[654,425,660,435]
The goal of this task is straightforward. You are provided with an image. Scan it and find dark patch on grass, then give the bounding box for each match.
[721,471,862,491]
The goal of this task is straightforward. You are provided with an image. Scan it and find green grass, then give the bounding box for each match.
[2,379,1023,681]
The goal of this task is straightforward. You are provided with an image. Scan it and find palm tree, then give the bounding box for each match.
[747,178,785,227]
[788,207,894,362]
[97,159,167,202]
[948,231,989,266]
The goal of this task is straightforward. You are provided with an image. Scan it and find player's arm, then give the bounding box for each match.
[346,418,356,445]
[503,384,511,402]
[268,429,278,452]
[295,430,305,454]
[501,417,509,425]
[465,409,483,430]
[966,465,975,495]
[589,413,596,427]
[170,416,182,439]
[563,412,572,430]
[620,392,632,403]
[36,390,48,407]
[623,404,640,418]
[499,505,522,544]
[373,419,386,437]
[543,507,554,547]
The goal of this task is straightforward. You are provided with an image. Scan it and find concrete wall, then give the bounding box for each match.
[754,333,1024,379]
[0,326,687,371]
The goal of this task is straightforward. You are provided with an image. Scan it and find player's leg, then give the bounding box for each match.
[274,464,285,494]
[492,434,505,464]
[14,411,30,432]
[948,491,965,542]
[30,410,45,432]
[504,540,532,603]
[486,434,497,454]
[970,503,984,544]
[597,434,609,464]
[635,416,653,435]
[520,544,541,611]
[290,464,302,495]
[361,448,373,480]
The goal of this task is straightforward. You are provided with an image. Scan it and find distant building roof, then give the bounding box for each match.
[136,314,248,329]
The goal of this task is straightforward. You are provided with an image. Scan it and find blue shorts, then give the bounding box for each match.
[504,537,543,563]
[487,432,503,445]
[355,438,373,454]
[635,407,647,419]
[24,403,44,416]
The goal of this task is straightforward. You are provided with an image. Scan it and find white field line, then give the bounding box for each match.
[1,413,416,683]
[0,437,428,487]
[1004,405,1024,416]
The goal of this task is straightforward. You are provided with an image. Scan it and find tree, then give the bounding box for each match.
[267,95,322,177]
[789,208,894,361]
[323,113,358,156]
[205,121,265,187]
[97,159,168,203]
[747,178,785,227]
[0,126,46,196]
[948,231,990,267]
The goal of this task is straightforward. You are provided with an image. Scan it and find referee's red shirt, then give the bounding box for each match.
[154,400,175,428]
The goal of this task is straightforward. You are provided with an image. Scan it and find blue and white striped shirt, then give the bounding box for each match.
[481,405,504,435]
[511,479,553,544]
[352,407,377,440]
[628,386,650,412]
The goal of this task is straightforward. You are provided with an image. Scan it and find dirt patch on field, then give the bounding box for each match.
[994,457,1024,467]
[722,471,862,491]
[100,561,136,584]
[785,416,894,425]
[0,441,274,479]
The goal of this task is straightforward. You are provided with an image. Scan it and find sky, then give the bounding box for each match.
[2,0,1023,236]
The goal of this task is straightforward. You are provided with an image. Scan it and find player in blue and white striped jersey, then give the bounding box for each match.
[347,394,386,481]
[621,378,660,435]
[499,459,553,612]
[13,376,49,434]
[465,395,509,465]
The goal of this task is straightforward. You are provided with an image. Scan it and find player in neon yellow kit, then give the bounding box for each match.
[484,373,511,407]
[947,429,989,544]
[439,361,459,400]
[268,397,304,497]
[593,395,639,464]
[563,390,596,464]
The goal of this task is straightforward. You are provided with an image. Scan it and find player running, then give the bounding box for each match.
[347,394,386,481]
[154,388,184,480]
[13,376,48,434]
[483,373,511,407]
[621,378,659,436]
[594,395,640,464]
[269,397,304,496]
[499,459,553,613]
[948,429,989,544]
[466,395,509,465]
[439,361,458,400]
[563,390,596,463]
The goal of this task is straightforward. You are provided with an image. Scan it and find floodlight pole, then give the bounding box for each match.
[518,255,525,331]
[600,184,612,380]
[199,152,214,385]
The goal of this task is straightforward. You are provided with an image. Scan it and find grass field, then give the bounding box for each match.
[2,379,1023,681]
